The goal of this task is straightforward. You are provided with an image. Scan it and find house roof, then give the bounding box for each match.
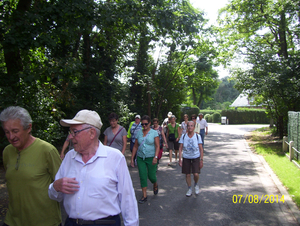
[229,93,256,107]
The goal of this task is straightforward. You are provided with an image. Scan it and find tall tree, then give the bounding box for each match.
[218,0,300,137]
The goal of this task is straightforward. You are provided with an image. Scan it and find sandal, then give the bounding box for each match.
[153,184,158,195]
[138,196,147,204]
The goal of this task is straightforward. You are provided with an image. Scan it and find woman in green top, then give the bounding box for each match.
[167,115,181,166]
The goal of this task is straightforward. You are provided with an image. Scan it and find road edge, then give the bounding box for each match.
[245,141,300,225]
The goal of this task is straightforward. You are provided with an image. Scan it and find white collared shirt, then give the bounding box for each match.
[196,118,208,129]
[48,141,139,226]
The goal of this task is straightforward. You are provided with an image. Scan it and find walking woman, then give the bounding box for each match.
[191,114,200,134]
[131,115,160,204]
[167,115,181,165]
[103,112,127,154]
[152,118,168,163]
[181,114,189,135]
[178,121,204,197]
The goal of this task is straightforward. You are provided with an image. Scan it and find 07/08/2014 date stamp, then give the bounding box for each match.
[232,195,285,204]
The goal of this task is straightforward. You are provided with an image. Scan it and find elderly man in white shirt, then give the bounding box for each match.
[196,113,208,149]
[48,110,139,226]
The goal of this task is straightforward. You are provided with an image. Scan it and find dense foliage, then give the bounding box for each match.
[201,76,239,110]
[0,0,220,150]
[217,0,300,137]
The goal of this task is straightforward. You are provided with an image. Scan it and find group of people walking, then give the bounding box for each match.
[0,106,208,226]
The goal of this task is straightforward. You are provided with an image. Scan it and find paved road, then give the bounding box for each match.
[128,123,299,226]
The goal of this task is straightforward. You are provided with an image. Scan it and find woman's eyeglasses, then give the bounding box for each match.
[141,123,149,126]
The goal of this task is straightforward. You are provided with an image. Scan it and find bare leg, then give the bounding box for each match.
[142,187,147,198]
[193,173,199,185]
[169,149,173,163]
[175,150,178,162]
[186,174,191,187]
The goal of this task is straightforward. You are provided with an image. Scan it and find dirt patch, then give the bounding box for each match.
[244,131,283,154]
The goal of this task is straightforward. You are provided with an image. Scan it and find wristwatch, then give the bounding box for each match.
[155,156,158,159]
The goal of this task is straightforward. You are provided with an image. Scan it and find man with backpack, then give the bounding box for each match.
[127,115,142,164]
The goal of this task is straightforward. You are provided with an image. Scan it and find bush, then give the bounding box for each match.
[208,115,213,123]
[204,114,210,121]
[212,112,221,123]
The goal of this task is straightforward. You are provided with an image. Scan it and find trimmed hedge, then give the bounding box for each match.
[199,110,221,116]
[221,109,269,124]
[212,112,221,123]
[204,114,210,121]
[180,107,269,124]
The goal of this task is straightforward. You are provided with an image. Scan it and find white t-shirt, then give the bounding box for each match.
[179,133,202,159]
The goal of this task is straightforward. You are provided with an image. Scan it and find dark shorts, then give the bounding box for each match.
[182,157,200,174]
[168,140,179,150]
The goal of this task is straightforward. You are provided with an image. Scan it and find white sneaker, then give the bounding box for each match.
[195,185,200,195]
[186,188,192,197]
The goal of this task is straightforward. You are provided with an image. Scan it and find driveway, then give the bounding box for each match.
[129,123,299,226]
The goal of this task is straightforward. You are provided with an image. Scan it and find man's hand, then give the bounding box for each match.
[53,177,80,194]
[200,160,203,169]
[178,159,182,167]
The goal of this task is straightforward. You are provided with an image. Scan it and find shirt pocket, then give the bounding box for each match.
[87,177,111,199]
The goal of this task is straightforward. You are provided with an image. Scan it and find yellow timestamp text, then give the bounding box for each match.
[232,194,285,204]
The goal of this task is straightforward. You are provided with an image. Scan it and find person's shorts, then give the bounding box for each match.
[168,140,179,150]
[182,157,200,174]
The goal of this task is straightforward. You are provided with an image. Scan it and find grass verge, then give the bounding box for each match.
[246,127,300,209]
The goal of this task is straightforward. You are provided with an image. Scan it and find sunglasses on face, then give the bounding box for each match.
[141,123,149,126]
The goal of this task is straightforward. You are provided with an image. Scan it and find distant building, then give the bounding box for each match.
[229,93,262,108]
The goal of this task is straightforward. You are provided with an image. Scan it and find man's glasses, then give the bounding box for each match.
[69,127,92,137]
[15,153,20,170]
[141,123,149,126]
[191,118,196,119]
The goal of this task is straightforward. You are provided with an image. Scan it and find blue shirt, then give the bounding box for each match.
[130,123,142,143]
[136,129,158,159]
[179,133,202,159]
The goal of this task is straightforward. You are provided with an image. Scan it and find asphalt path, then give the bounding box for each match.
[128,123,300,226]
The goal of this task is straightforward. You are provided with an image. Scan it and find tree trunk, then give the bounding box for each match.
[3,0,33,93]
[278,12,288,59]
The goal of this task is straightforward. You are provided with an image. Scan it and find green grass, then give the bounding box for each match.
[247,128,300,208]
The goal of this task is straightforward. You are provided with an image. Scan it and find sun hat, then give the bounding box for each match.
[60,109,103,130]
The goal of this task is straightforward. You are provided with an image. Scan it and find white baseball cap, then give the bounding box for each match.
[60,110,103,130]
[135,115,141,119]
